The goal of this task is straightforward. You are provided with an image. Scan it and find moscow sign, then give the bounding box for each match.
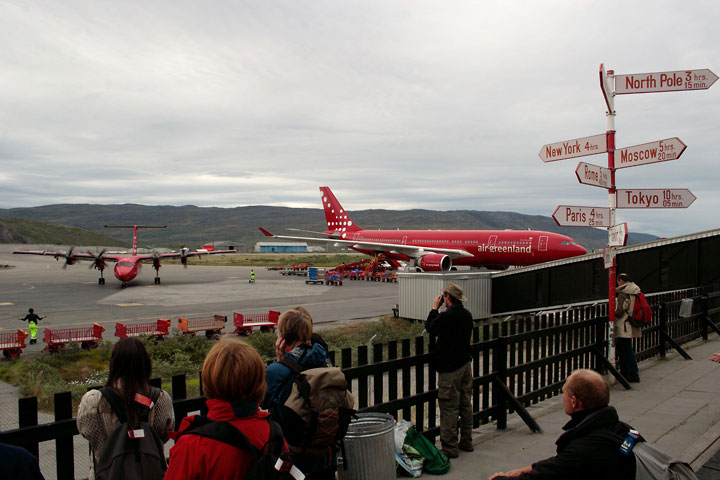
[615,138,686,169]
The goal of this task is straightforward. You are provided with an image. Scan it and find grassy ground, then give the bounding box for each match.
[0,316,425,413]
[165,253,367,267]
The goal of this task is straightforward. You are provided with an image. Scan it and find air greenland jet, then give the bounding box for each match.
[259,187,587,271]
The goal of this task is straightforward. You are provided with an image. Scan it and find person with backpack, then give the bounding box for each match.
[615,273,642,383]
[166,339,299,479]
[77,337,174,480]
[263,310,354,480]
[489,369,636,480]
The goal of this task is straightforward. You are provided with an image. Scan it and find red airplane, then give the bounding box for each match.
[13,225,237,287]
[259,187,587,271]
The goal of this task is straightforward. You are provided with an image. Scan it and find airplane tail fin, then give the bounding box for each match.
[319,187,362,235]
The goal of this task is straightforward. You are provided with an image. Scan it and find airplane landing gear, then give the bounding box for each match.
[98,278,105,285]
[121,282,127,289]
[154,277,161,284]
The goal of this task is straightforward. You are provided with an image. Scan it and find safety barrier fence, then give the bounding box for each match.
[0,285,718,479]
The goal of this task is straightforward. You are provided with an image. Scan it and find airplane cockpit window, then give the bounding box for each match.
[118,262,134,267]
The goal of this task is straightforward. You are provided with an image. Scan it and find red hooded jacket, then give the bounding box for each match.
[165,398,278,479]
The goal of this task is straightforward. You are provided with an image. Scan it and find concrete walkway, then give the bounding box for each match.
[444,334,720,479]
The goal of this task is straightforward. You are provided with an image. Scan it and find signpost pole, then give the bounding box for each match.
[601,64,617,369]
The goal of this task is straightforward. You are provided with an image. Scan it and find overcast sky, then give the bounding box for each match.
[1,0,718,238]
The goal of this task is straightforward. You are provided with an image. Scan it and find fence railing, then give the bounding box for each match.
[1,285,718,480]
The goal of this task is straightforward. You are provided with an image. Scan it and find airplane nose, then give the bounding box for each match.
[575,244,587,255]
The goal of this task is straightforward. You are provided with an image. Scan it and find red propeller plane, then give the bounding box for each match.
[13,225,237,288]
[260,187,587,271]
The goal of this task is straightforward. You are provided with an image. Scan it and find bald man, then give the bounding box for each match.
[489,369,636,480]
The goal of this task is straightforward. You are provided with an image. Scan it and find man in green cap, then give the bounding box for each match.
[426,282,474,458]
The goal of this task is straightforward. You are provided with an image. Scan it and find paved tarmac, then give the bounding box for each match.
[0,244,400,355]
[444,335,720,479]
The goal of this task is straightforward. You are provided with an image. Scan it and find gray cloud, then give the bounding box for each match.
[0,0,718,237]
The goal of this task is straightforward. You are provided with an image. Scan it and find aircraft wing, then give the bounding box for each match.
[137,248,238,262]
[12,250,123,262]
[258,227,474,259]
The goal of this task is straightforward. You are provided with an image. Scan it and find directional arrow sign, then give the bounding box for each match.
[615,69,718,94]
[539,133,607,162]
[576,162,611,188]
[615,138,687,169]
[609,223,628,247]
[616,189,696,208]
[552,205,611,227]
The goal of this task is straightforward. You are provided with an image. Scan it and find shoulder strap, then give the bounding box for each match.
[179,417,262,459]
[280,357,303,374]
[100,387,127,423]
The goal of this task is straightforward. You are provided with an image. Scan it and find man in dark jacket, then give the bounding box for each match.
[489,369,636,480]
[426,282,474,458]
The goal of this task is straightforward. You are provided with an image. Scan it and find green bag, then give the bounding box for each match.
[404,427,451,475]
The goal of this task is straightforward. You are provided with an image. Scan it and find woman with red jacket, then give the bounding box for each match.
[165,339,287,479]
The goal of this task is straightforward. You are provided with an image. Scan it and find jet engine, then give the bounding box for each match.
[417,254,451,272]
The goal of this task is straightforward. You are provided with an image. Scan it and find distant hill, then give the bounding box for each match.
[0,218,127,247]
[0,204,657,251]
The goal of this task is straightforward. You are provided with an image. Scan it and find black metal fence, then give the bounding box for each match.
[1,286,719,480]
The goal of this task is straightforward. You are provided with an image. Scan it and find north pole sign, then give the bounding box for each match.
[576,162,611,188]
[615,69,718,94]
[552,205,611,227]
[616,189,696,208]
[539,134,607,162]
[615,138,686,169]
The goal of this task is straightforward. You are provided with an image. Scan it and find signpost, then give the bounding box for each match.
[552,205,610,227]
[615,138,686,169]
[608,223,628,247]
[538,133,607,162]
[615,69,718,94]
[616,189,696,209]
[540,63,714,382]
[575,162,611,188]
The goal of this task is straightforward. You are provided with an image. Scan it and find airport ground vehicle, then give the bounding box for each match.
[178,314,227,338]
[233,310,280,335]
[115,319,171,340]
[0,330,28,359]
[306,267,326,285]
[43,323,105,353]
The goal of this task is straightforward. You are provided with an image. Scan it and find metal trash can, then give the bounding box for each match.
[337,412,395,480]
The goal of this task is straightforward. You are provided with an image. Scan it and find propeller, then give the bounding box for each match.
[88,249,107,270]
[62,246,76,269]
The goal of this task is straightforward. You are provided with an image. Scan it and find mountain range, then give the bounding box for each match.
[0,203,657,251]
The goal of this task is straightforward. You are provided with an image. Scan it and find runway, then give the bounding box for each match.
[0,245,400,353]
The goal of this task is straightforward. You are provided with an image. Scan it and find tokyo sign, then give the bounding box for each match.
[616,189,696,209]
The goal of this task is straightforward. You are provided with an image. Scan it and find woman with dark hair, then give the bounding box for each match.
[77,338,174,479]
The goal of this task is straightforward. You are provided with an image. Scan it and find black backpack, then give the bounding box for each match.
[94,387,167,480]
[176,415,301,480]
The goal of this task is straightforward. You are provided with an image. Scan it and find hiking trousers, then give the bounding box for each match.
[437,362,473,454]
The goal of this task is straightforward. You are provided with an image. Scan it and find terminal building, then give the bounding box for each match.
[254,241,309,253]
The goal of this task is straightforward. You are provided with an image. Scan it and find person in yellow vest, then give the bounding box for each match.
[250,269,255,283]
[20,308,44,344]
